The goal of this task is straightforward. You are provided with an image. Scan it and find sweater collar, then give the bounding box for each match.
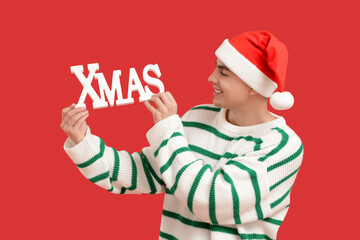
[217,108,287,135]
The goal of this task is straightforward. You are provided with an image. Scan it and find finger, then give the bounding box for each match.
[144,100,158,114]
[65,109,89,128]
[151,95,166,111]
[157,92,171,107]
[62,103,75,120]
[166,91,177,108]
[63,106,87,126]
[63,107,84,126]
[166,91,176,104]
[79,116,88,129]
[66,110,89,128]
[74,113,89,128]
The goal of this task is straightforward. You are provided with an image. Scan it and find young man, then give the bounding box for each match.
[61,30,304,240]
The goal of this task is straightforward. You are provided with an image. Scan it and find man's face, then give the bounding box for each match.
[208,59,252,109]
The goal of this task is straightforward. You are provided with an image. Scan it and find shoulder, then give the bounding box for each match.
[256,124,304,168]
[180,103,222,121]
[278,124,303,151]
[240,121,303,162]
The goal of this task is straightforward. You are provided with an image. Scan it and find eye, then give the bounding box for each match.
[220,71,228,76]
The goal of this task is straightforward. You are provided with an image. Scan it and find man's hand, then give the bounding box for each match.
[144,91,178,124]
[60,104,89,144]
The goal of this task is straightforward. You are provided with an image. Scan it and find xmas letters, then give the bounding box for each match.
[70,63,165,109]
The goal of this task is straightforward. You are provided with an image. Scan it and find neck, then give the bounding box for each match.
[226,100,277,127]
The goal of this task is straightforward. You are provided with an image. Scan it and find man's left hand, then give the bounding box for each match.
[144,91,178,124]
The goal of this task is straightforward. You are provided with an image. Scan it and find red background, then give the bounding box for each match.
[1,0,359,239]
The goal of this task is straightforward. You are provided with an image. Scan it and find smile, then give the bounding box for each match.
[213,89,223,96]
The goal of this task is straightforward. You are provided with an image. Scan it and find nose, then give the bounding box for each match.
[208,69,218,84]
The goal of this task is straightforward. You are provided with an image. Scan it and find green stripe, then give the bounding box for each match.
[226,160,264,219]
[234,135,263,151]
[120,187,126,194]
[118,151,137,192]
[270,166,300,191]
[267,142,303,172]
[270,186,292,209]
[165,188,172,194]
[209,225,239,235]
[182,121,262,150]
[127,151,137,190]
[189,144,221,160]
[209,169,221,224]
[162,209,239,235]
[88,171,109,183]
[76,138,105,168]
[258,127,289,162]
[170,159,204,194]
[160,147,191,174]
[155,132,183,157]
[159,231,178,240]
[262,217,283,226]
[163,209,209,229]
[182,121,233,141]
[110,147,120,181]
[138,152,157,194]
[107,186,114,192]
[189,144,238,161]
[223,152,239,159]
[190,105,221,112]
[222,170,241,224]
[239,233,274,240]
[141,151,165,185]
[187,165,212,213]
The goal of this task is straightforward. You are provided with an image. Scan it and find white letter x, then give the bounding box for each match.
[70,63,107,109]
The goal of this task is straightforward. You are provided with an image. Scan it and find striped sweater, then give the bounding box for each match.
[63,104,304,240]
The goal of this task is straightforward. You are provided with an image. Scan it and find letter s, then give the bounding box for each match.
[142,64,165,97]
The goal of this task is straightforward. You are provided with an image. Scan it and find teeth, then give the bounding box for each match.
[214,89,222,93]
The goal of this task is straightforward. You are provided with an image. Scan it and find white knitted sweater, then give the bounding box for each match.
[64,104,304,240]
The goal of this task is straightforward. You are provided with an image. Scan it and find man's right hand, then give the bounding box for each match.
[61,104,89,145]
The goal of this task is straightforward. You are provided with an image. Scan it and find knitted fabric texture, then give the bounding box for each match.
[64,104,304,240]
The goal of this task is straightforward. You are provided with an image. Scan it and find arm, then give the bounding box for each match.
[144,92,303,225]
[145,114,272,224]
[146,114,305,224]
[63,127,165,194]
[61,104,165,194]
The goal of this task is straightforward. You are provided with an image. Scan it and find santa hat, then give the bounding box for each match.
[215,30,294,110]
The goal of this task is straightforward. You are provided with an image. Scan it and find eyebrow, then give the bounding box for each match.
[215,60,230,71]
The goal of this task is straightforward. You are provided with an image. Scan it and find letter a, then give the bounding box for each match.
[127,68,149,103]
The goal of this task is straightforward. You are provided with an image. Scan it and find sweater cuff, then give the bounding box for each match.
[63,127,100,165]
[146,114,183,150]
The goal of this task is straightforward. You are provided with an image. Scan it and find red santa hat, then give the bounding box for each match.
[215,30,294,110]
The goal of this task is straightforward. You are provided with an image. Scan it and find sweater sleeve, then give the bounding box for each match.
[63,126,165,194]
[145,114,302,225]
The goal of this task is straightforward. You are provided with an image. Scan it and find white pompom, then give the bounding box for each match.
[269,91,294,110]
